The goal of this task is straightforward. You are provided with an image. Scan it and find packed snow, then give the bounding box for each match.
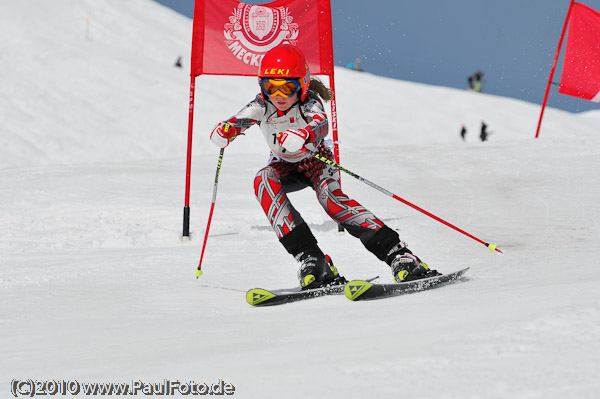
[2,1,599,398]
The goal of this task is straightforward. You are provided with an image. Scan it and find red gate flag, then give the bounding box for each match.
[558,2,600,102]
[191,0,334,77]
[183,0,339,239]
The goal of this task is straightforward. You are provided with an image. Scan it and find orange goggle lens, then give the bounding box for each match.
[260,78,301,98]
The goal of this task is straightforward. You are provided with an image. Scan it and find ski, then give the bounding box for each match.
[246,277,378,307]
[344,268,469,301]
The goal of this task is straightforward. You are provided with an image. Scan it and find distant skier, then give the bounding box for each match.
[346,58,363,72]
[460,124,467,141]
[480,121,488,142]
[474,70,484,92]
[209,45,437,290]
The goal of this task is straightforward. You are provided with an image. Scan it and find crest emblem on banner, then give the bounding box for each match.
[247,6,275,41]
[224,5,299,65]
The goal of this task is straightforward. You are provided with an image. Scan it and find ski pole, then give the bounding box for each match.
[194,146,226,277]
[308,150,502,253]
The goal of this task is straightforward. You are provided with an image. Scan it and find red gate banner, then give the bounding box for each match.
[191,0,334,77]
[559,2,600,102]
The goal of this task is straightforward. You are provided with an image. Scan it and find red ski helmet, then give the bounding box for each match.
[259,44,310,101]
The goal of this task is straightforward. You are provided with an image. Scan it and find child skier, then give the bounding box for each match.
[210,44,437,290]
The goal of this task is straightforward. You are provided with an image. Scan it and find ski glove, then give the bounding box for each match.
[210,122,240,148]
[277,128,310,153]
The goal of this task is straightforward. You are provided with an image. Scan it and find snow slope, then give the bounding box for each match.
[2,1,600,398]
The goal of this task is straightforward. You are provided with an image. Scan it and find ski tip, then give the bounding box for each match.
[246,288,276,306]
[194,269,204,277]
[344,280,373,301]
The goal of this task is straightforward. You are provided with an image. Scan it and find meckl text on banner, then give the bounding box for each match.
[191,0,334,77]
[558,2,600,103]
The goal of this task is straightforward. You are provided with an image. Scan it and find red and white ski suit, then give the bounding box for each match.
[221,91,389,250]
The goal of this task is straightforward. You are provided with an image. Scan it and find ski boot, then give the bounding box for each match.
[297,251,346,290]
[279,223,346,290]
[387,242,439,283]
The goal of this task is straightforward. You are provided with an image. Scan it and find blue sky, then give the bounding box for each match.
[155,0,600,113]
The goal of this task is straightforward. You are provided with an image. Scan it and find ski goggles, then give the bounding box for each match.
[260,78,301,98]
